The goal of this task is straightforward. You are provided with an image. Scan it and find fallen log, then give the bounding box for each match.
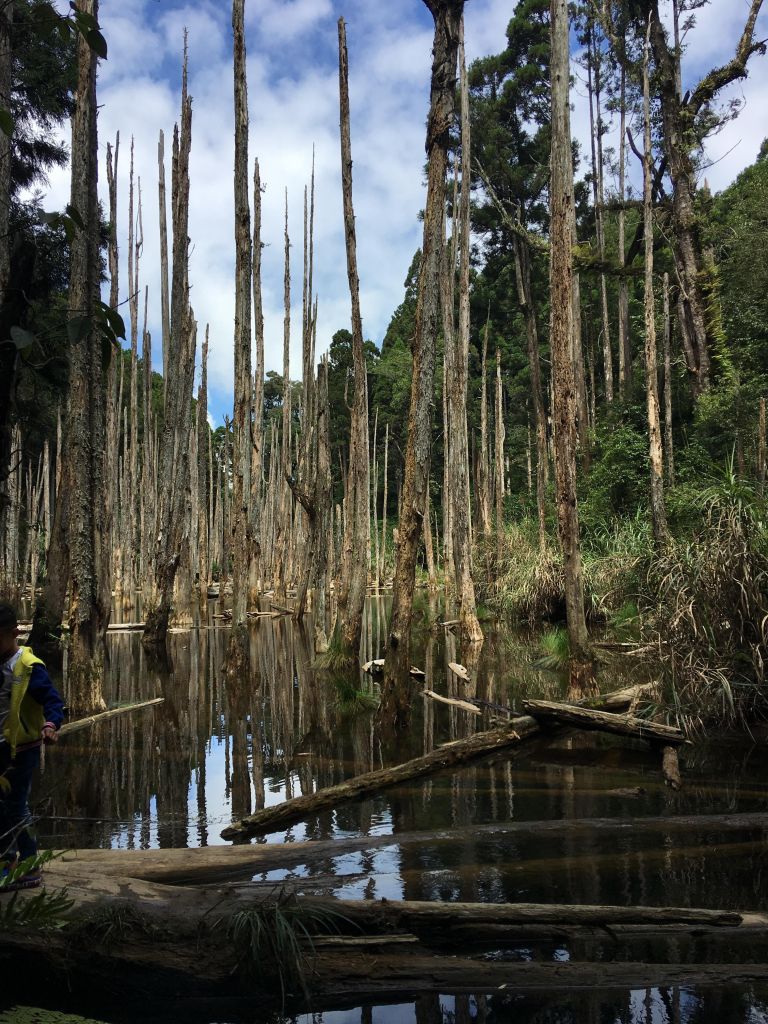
[523,699,687,746]
[422,689,481,715]
[59,698,164,738]
[54,811,768,883]
[221,684,655,840]
[270,602,294,616]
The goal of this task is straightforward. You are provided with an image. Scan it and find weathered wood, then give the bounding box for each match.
[51,811,768,883]
[662,744,682,789]
[422,689,481,715]
[222,685,649,839]
[448,661,470,681]
[523,699,687,745]
[59,698,164,737]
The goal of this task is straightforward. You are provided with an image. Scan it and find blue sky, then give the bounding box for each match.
[41,0,768,424]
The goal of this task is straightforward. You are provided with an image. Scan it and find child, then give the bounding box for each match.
[0,602,64,890]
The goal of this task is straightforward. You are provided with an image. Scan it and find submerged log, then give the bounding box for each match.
[55,811,768,883]
[59,698,164,737]
[523,699,687,745]
[221,684,655,840]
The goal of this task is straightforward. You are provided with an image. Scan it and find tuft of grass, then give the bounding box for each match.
[0,852,73,931]
[222,890,356,1008]
[332,677,379,715]
[533,627,571,670]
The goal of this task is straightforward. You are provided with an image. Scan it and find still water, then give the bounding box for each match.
[24,597,768,1022]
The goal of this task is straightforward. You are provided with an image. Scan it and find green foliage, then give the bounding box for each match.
[534,627,571,669]
[223,891,355,1007]
[0,852,73,930]
[332,677,379,715]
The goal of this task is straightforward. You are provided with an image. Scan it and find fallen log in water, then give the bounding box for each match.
[53,811,768,883]
[220,684,658,840]
[422,689,481,714]
[522,699,688,746]
[59,698,164,737]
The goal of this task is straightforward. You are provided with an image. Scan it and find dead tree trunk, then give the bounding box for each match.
[494,346,505,565]
[477,312,491,537]
[383,0,464,705]
[617,60,631,397]
[512,234,547,552]
[143,40,195,649]
[550,0,589,661]
[197,326,210,600]
[449,22,482,646]
[158,130,171,387]
[228,0,253,671]
[250,158,266,603]
[663,272,674,486]
[332,17,370,664]
[65,0,109,712]
[642,18,669,547]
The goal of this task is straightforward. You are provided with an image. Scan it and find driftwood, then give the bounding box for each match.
[523,699,687,746]
[422,689,481,714]
[221,684,653,840]
[59,698,164,737]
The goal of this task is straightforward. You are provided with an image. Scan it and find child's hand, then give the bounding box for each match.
[42,724,58,744]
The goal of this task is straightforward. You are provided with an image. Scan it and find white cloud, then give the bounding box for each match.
[33,0,768,423]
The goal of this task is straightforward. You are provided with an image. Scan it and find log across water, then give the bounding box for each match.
[221,684,654,840]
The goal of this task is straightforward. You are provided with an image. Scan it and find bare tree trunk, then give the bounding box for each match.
[642,19,669,547]
[372,408,380,589]
[512,235,547,552]
[105,132,120,605]
[250,159,265,603]
[272,194,291,600]
[550,0,589,660]
[663,272,674,487]
[143,40,195,649]
[617,61,631,398]
[127,140,139,602]
[586,21,613,406]
[313,356,332,652]
[229,0,253,672]
[0,1,14,562]
[758,397,766,496]
[380,423,389,585]
[383,0,464,708]
[158,130,171,387]
[332,17,370,664]
[197,327,210,600]
[477,312,491,537]
[65,0,109,712]
[494,347,505,566]
[451,21,482,644]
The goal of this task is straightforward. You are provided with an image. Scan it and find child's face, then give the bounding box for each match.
[0,625,19,660]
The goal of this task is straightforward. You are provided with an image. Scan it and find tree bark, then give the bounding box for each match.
[549,0,589,660]
[228,0,253,673]
[250,158,266,603]
[64,0,109,713]
[663,271,674,486]
[383,0,464,709]
[642,19,670,547]
[522,699,685,745]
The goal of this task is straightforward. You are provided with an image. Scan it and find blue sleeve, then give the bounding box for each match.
[27,665,66,729]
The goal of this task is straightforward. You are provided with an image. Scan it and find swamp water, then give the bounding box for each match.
[9,597,768,1023]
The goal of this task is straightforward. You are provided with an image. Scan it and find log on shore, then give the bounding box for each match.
[59,698,164,737]
[523,699,687,746]
[53,810,768,883]
[220,684,662,840]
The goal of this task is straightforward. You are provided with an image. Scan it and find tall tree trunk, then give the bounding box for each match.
[250,158,265,604]
[65,0,109,712]
[663,272,674,486]
[158,130,171,388]
[229,0,253,672]
[450,20,482,644]
[197,327,210,601]
[477,311,491,537]
[642,19,669,547]
[0,1,14,562]
[313,356,332,653]
[332,17,370,664]
[617,60,631,397]
[512,234,547,552]
[143,40,195,649]
[586,21,614,406]
[494,347,505,566]
[383,0,464,707]
[550,0,589,660]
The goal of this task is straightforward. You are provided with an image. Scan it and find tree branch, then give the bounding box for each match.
[688,0,767,116]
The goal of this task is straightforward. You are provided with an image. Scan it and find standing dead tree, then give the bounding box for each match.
[550,0,589,663]
[329,17,370,665]
[383,0,464,704]
[228,0,253,673]
[64,0,110,712]
[143,39,196,649]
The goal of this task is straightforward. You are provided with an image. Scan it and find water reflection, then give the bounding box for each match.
[26,600,768,1018]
